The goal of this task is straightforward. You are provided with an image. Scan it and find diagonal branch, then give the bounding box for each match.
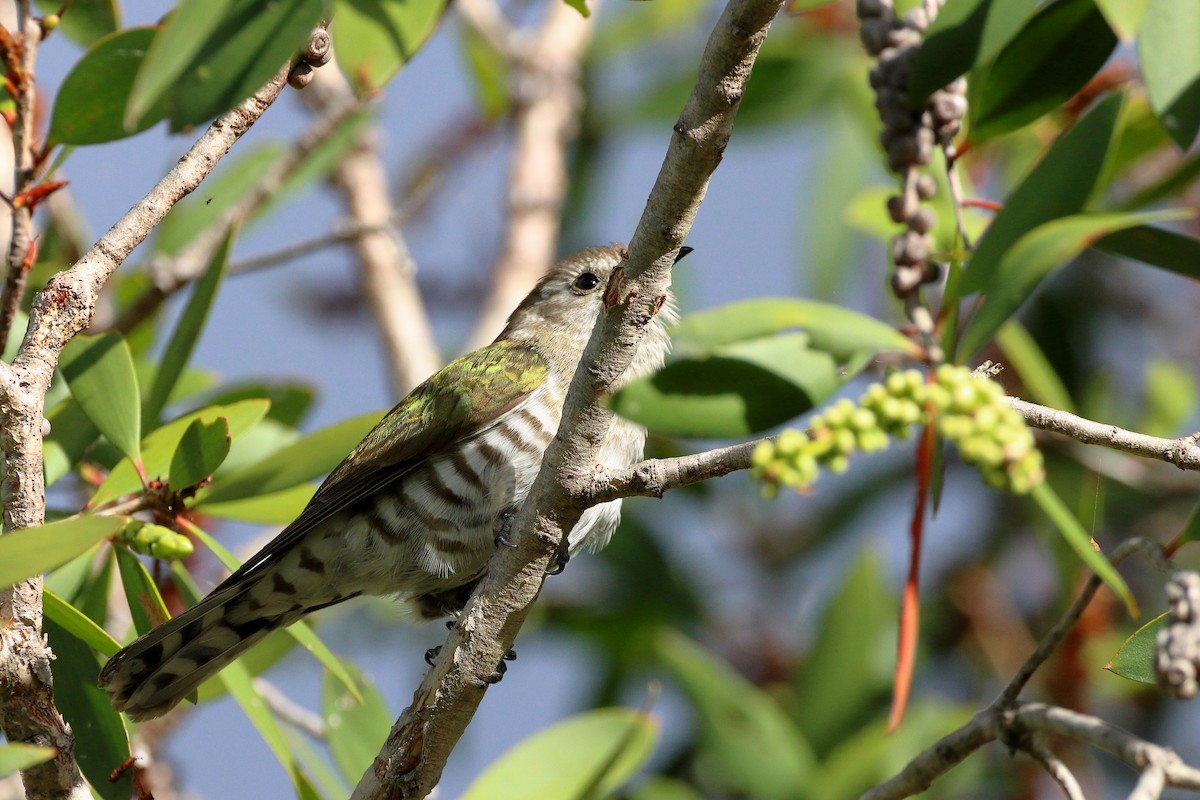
[350,1,787,797]
[0,63,292,800]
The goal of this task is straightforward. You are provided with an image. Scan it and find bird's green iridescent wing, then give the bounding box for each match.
[216,341,549,587]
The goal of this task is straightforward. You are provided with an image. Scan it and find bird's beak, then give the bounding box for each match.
[674,246,694,264]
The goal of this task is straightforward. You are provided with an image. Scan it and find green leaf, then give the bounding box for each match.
[963,93,1125,295]
[459,26,510,120]
[145,228,233,426]
[656,631,815,800]
[1139,0,1200,149]
[791,552,894,756]
[1030,482,1136,616]
[197,483,316,524]
[43,617,132,800]
[461,708,657,800]
[961,210,1189,355]
[204,382,315,427]
[673,299,914,360]
[0,516,124,590]
[1094,0,1149,41]
[154,143,285,256]
[1098,225,1200,280]
[169,563,324,799]
[43,588,121,658]
[561,0,590,16]
[114,545,171,637]
[1140,360,1195,438]
[1107,612,1166,683]
[168,0,322,131]
[169,417,232,491]
[611,334,844,438]
[995,321,1075,413]
[322,661,393,784]
[48,28,167,145]
[35,0,118,46]
[627,777,705,800]
[187,524,361,703]
[124,0,237,129]
[909,0,1040,105]
[332,0,448,93]
[90,399,270,507]
[967,0,1117,142]
[60,332,143,465]
[43,399,99,487]
[196,410,386,505]
[0,743,57,778]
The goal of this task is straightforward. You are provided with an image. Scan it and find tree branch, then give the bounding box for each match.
[0,64,291,800]
[589,439,761,503]
[1006,396,1200,472]
[464,0,599,348]
[350,1,786,797]
[303,61,441,395]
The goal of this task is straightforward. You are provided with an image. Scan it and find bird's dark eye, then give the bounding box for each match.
[573,272,601,291]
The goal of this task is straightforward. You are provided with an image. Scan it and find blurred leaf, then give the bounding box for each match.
[964,93,1125,295]
[612,334,843,438]
[961,210,1188,356]
[1175,501,1200,546]
[1094,0,1148,40]
[561,0,590,16]
[91,399,270,507]
[806,108,875,299]
[0,516,124,590]
[74,548,115,627]
[459,26,509,120]
[910,0,1040,104]
[322,661,393,784]
[278,109,375,201]
[1140,361,1195,438]
[124,0,235,128]
[1107,612,1166,683]
[199,484,316,525]
[169,0,322,131]
[35,0,118,46]
[995,321,1074,412]
[169,563,325,799]
[673,299,914,360]
[145,228,233,426]
[60,332,143,466]
[43,588,121,658]
[154,142,285,256]
[197,410,385,505]
[284,726,351,799]
[461,708,658,800]
[1120,152,1200,211]
[843,185,898,242]
[792,551,894,755]
[43,399,99,487]
[48,28,166,145]
[656,631,815,799]
[333,0,448,93]
[217,418,300,474]
[1139,0,1200,149]
[204,382,315,427]
[627,777,705,800]
[0,743,57,777]
[169,417,232,490]
[187,524,360,702]
[967,0,1117,142]
[1030,482,1136,616]
[114,544,171,637]
[1098,225,1200,280]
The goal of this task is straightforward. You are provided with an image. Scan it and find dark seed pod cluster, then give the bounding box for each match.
[752,366,1044,496]
[857,0,968,334]
[120,520,194,561]
[1155,572,1200,699]
[288,26,332,90]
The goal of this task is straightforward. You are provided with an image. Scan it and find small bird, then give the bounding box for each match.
[98,244,685,720]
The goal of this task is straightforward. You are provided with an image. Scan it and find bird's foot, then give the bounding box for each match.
[424,646,441,666]
[480,649,517,684]
[494,509,518,549]
[546,547,570,576]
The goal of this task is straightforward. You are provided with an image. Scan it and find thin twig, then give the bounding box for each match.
[0,62,292,800]
[350,2,786,797]
[1023,737,1085,800]
[227,221,394,276]
[1007,396,1200,472]
[588,439,761,504]
[252,678,326,740]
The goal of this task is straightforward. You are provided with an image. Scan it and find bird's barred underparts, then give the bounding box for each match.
[98,244,684,721]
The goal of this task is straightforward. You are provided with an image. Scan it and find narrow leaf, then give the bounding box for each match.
[0,743,57,777]
[168,417,232,491]
[0,516,124,590]
[43,588,121,658]
[145,228,233,426]
[461,709,657,800]
[1094,0,1148,41]
[197,483,316,525]
[322,661,393,784]
[332,0,448,93]
[1030,482,1137,616]
[114,545,171,637]
[1107,612,1166,683]
[1139,0,1200,149]
[59,332,143,464]
[1098,225,1200,280]
[995,321,1075,413]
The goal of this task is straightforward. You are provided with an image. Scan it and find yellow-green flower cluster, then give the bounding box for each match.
[751,366,1044,496]
[119,520,194,561]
